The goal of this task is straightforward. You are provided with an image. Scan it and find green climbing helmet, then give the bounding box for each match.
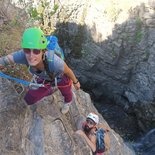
[21,27,48,49]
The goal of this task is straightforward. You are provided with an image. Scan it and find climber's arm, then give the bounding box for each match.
[76,130,96,152]
[0,54,14,68]
[64,62,80,90]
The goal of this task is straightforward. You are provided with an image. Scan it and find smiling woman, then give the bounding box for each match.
[23,49,42,55]
[23,49,43,67]
[0,27,81,114]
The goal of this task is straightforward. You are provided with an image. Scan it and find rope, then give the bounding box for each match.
[0,72,44,89]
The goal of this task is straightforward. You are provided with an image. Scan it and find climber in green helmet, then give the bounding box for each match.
[0,27,80,114]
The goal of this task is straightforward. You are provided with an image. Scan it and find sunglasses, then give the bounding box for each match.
[23,49,41,55]
[86,119,95,126]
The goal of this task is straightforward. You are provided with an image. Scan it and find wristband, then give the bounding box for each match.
[73,80,79,84]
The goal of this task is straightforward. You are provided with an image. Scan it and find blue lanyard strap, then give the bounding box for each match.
[0,72,44,89]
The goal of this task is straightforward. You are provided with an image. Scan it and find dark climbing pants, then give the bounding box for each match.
[24,75,72,105]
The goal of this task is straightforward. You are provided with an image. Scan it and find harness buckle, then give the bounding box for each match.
[29,83,44,90]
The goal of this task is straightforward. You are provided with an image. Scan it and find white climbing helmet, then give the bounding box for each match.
[87,113,99,124]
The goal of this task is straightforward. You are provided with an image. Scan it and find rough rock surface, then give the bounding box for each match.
[133,128,155,155]
[51,0,155,132]
[0,78,135,155]
[8,0,155,136]
[1,0,155,154]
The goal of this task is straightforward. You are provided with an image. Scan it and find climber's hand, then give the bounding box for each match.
[73,81,80,90]
[0,64,4,70]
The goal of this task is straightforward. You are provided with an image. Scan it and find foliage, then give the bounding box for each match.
[18,0,59,34]
[0,0,30,82]
[105,4,121,22]
[0,22,30,81]
[135,17,143,43]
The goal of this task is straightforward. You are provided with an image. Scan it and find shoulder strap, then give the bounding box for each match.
[43,54,55,81]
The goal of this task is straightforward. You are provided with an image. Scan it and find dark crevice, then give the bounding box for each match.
[82,85,143,141]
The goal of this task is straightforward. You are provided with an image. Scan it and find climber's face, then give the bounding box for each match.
[23,48,43,66]
[86,118,96,128]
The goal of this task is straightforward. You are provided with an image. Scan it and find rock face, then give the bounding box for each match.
[47,0,155,132]
[133,128,155,155]
[8,0,155,135]
[0,78,135,155]
[1,0,155,154]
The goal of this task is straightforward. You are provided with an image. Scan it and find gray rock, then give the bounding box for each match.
[0,78,135,155]
[133,128,155,155]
